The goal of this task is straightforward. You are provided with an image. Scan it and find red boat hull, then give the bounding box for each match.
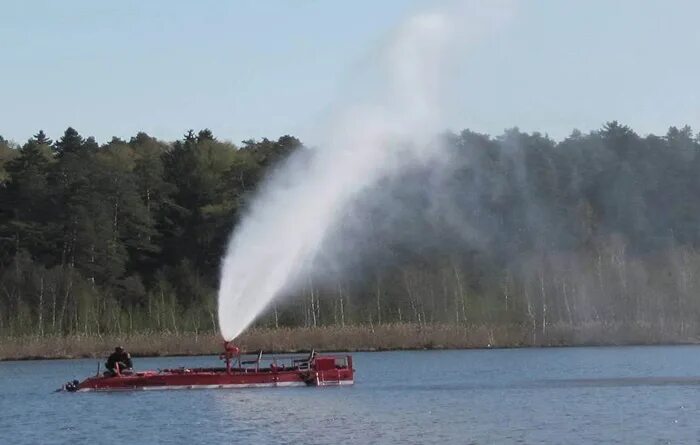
[71,353,354,392]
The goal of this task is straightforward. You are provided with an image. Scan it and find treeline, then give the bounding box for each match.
[2,123,700,342]
[279,122,700,344]
[0,129,299,336]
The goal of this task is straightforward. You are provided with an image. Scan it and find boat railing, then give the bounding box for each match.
[233,352,352,372]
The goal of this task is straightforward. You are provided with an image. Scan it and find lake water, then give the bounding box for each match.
[3,346,700,444]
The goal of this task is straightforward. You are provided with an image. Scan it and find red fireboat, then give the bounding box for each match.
[62,342,354,392]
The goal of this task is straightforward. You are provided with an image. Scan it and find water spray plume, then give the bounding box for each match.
[217,1,513,341]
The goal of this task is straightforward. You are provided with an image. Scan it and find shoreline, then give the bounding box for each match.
[2,323,699,361]
[5,341,700,363]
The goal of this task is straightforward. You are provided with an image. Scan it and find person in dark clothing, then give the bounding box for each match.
[105,346,133,375]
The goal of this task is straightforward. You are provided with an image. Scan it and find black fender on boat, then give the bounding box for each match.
[301,371,317,386]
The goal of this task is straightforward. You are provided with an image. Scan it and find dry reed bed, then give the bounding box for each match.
[1,322,698,360]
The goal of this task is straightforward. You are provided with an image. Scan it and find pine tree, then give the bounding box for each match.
[53,127,84,156]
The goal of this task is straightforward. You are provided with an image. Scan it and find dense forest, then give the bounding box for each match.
[2,123,700,342]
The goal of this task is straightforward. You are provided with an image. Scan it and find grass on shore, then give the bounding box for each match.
[1,322,699,361]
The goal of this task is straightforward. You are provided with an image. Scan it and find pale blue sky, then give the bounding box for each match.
[2,0,699,145]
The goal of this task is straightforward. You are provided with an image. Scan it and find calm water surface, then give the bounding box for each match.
[3,346,700,444]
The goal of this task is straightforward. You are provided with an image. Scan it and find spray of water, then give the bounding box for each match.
[217,1,513,341]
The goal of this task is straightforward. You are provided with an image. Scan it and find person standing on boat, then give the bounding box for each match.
[105,346,133,375]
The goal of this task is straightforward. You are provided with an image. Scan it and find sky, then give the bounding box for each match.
[2,0,700,146]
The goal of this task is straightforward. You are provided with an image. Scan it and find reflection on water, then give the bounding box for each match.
[3,346,700,444]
